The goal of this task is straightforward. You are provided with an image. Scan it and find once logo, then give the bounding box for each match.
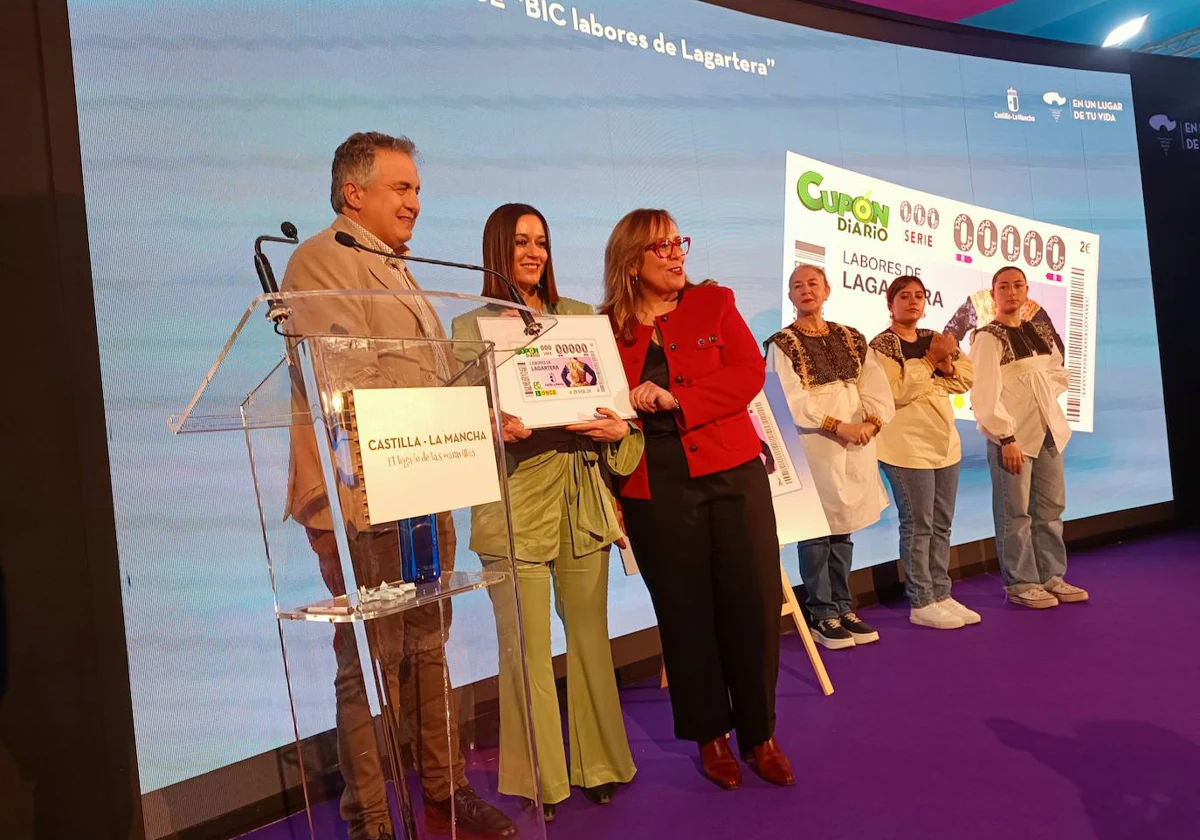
[1023,230,1044,267]
[1001,225,1021,262]
[977,220,998,258]
[953,214,974,252]
[1047,236,1066,272]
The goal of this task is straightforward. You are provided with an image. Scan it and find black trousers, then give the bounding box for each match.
[622,437,782,747]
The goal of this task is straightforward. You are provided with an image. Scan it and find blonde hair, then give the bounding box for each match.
[790,263,828,286]
[600,208,692,342]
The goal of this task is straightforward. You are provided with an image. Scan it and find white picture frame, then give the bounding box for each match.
[476,314,636,429]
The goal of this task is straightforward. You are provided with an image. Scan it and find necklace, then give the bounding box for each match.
[793,320,830,337]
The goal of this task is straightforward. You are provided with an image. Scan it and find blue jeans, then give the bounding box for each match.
[881,462,961,609]
[797,534,853,621]
[986,431,1068,593]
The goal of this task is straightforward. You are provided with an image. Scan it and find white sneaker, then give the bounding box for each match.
[1044,580,1089,603]
[938,597,982,625]
[1007,586,1058,609]
[909,602,964,629]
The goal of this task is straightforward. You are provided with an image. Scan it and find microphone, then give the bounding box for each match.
[334,231,542,336]
[255,221,300,326]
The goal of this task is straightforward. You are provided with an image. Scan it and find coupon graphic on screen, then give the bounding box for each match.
[781,151,1099,432]
[513,341,609,401]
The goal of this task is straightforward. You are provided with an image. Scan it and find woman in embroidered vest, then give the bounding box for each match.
[765,264,895,651]
[451,204,640,821]
[970,265,1089,609]
[602,208,792,792]
[869,276,977,630]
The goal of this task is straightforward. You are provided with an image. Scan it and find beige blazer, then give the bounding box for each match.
[280,215,453,533]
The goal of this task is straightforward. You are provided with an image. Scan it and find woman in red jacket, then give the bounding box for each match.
[600,208,792,791]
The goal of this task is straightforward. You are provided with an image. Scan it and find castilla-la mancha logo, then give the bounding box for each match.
[1148,114,1176,154]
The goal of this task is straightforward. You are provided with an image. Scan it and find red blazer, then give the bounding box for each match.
[614,284,765,500]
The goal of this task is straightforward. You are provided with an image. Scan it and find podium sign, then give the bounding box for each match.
[353,386,501,525]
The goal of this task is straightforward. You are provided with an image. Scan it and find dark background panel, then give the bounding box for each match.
[0,0,142,838]
[1130,50,1200,522]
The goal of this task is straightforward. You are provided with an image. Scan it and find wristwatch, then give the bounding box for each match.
[999,435,1017,446]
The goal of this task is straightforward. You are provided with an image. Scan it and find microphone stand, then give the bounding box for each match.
[333,231,543,336]
[254,221,300,327]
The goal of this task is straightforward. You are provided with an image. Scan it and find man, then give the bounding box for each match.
[281,132,524,840]
[969,265,1089,609]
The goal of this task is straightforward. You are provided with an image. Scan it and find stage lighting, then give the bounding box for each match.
[1102,15,1148,47]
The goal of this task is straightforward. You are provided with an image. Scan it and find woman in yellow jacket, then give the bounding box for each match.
[869,275,977,630]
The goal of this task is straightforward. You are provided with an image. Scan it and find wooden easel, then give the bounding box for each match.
[659,560,834,696]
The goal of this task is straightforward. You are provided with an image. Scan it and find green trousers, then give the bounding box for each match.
[483,524,636,804]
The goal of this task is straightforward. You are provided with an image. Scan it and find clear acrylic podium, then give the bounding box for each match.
[171,288,561,840]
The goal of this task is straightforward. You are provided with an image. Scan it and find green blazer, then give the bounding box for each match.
[450,297,643,562]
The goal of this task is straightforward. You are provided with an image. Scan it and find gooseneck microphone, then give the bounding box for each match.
[254,221,300,294]
[333,231,542,336]
[255,221,300,326]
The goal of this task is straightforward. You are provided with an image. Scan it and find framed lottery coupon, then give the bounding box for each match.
[475,314,635,428]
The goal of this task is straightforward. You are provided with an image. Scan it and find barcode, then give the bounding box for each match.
[794,240,826,269]
[753,402,794,487]
[517,363,533,397]
[1065,267,1088,423]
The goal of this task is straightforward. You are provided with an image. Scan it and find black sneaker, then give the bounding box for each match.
[810,617,855,650]
[839,611,879,644]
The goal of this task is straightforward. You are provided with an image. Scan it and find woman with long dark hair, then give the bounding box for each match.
[451,203,640,820]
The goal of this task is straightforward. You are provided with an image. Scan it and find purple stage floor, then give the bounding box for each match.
[238,532,1200,840]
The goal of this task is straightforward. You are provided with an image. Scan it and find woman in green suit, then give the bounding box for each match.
[451,203,640,822]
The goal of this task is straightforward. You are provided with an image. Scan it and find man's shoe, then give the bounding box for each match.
[699,736,741,790]
[740,736,794,786]
[811,617,855,650]
[424,786,517,838]
[349,823,395,840]
[839,610,880,644]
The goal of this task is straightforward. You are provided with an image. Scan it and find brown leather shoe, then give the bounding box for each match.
[741,736,795,786]
[424,786,517,838]
[699,736,742,790]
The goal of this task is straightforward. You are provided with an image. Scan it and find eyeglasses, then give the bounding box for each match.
[644,236,691,259]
